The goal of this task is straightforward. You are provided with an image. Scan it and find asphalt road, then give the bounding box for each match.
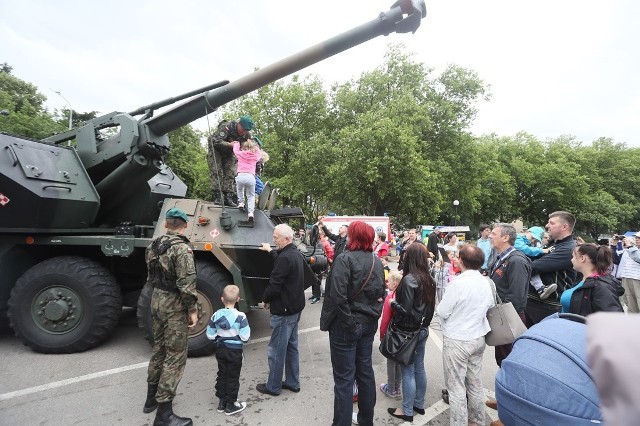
[0,277,501,426]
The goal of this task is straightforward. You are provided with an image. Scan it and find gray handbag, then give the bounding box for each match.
[485,278,527,346]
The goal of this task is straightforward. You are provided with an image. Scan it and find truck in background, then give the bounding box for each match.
[322,216,392,241]
[418,225,470,241]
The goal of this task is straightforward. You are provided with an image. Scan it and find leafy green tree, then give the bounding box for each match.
[166,126,211,200]
[0,64,65,138]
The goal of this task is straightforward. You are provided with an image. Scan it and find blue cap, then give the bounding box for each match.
[528,226,545,244]
[239,115,254,131]
[166,207,189,223]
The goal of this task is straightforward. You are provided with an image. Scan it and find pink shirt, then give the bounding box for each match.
[232,142,261,174]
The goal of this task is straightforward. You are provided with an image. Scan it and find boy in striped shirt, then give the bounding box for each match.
[206,284,251,415]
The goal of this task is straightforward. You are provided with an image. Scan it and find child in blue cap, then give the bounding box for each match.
[515,226,557,299]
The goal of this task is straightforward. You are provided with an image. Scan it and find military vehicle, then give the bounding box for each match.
[0,0,426,356]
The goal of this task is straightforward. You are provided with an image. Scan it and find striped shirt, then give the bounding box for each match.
[206,307,251,349]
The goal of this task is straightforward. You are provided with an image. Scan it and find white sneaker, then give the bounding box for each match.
[538,283,558,299]
[352,412,359,425]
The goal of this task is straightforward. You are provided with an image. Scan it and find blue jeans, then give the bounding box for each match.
[329,320,377,426]
[401,328,429,416]
[266,313,301,393]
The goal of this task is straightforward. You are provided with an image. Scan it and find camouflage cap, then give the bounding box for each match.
[166,207,189,223]
[239,115,255,131]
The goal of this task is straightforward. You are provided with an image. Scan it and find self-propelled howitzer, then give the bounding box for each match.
[0,0,426,355]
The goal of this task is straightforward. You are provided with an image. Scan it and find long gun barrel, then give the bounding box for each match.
[128,80,229,117]
[145,0,426,136]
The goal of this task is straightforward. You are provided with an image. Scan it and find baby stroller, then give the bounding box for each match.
[495,313,603,425]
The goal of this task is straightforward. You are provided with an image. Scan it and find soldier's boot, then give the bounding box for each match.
[223,192,238,208]
[153,401,192,426]
[212,191,223,205]
[143,383,158,413]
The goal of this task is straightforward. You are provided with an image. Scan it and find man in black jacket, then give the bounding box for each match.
[316,220,348,299]
[485,223,532,413]
[319,220,348,258]
[488,223,532,367]
[526,211,578,326]
[427,227,442,260]
[256,224,305,397]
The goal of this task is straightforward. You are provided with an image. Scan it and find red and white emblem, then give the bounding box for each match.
[210,228,220,238]
[0,193,9,206]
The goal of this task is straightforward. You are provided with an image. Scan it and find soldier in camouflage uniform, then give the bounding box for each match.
[207,115,255,207]
[142,207,198,426]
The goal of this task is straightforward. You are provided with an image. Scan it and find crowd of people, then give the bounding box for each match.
[142,179,634,426]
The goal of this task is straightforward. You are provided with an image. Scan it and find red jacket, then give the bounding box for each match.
[379,290,396,339]
[375,242,389,258]
[321,238,334,263]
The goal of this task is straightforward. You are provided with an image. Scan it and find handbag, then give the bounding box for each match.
[485,278,527,346]
[379,316,425,366]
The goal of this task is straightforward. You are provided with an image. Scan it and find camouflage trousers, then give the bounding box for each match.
[147,289,189,403]
[442,336,486,426]
[207,145,237,194]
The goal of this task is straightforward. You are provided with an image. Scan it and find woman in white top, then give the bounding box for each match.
[435,244,494,426]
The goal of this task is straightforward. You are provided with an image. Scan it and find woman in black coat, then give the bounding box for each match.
[320,221,385,426]
[562,243,624,315]
[387,243,436,423]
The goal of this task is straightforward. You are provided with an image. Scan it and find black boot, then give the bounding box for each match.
[213,191,223,205]
[143,383,158,413]
[223,192,237,207]
[153,401,192,426]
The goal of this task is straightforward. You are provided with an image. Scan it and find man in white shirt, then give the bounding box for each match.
[618,233,640,313]
[436,245,494,426]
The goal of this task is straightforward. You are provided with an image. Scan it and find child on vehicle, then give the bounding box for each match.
[206,284,251,416]
[379,271,403,398]
[232,139,262,221]
[515,226,557,299]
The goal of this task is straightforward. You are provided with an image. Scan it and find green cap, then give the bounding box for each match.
[166,207,189,223]
[239,115,254,131]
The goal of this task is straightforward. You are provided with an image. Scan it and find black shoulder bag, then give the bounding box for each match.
[379,281,426,366]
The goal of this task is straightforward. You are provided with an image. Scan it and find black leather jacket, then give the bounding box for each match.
[323,225,347,258]
[391,274,434,331]
[568,275,624,316]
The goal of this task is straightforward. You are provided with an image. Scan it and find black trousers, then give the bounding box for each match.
[215,345,243,403]
[312,273,322,298]
[524,297,561,328]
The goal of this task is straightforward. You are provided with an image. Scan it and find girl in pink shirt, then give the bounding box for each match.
[232,139,261,220]
[379,271,403,398]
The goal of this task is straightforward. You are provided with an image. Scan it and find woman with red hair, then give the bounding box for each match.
[320,221,386,426]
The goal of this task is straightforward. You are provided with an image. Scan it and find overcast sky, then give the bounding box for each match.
[2,0,638,146]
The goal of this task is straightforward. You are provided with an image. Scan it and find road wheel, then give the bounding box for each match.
[137,260,231,357]
[8,256,122,353]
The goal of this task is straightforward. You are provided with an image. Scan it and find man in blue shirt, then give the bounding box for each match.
[476,224,492,275]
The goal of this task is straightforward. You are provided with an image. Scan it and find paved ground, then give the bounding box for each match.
[0,265,501,425]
